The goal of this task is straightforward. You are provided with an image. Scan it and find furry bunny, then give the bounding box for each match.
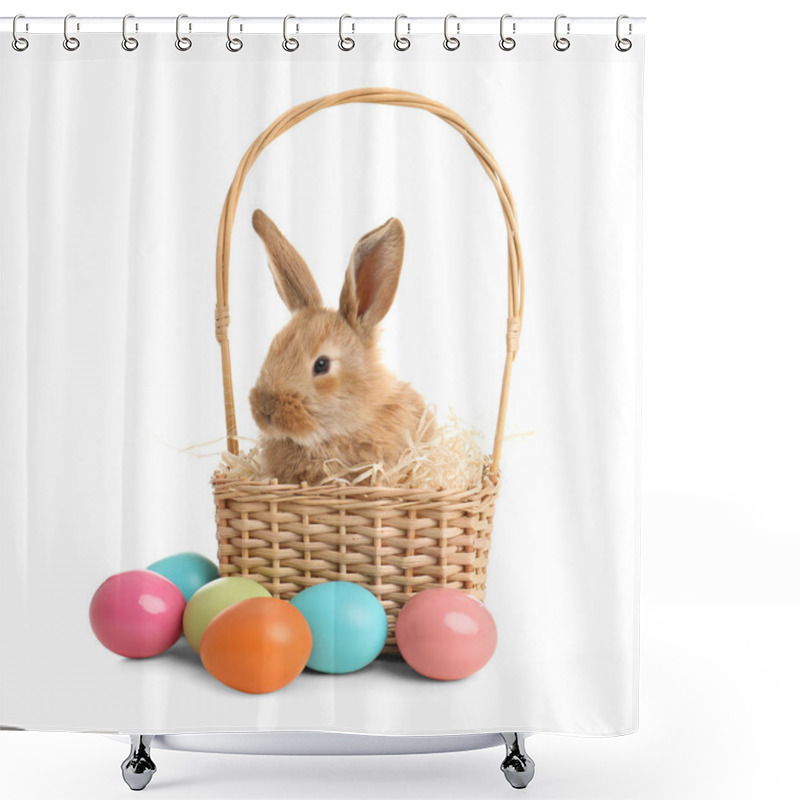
[249,210,429,485]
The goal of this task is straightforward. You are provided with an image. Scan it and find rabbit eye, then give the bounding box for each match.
[313,356,330,376]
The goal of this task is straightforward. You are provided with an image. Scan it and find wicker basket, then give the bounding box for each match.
[212,87,524,654]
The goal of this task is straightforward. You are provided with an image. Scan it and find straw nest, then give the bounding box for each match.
[217,405,489,491]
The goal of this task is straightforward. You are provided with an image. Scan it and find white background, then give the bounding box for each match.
[1,1,798,799]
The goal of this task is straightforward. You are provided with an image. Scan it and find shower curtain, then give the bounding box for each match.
[0,19,643,737]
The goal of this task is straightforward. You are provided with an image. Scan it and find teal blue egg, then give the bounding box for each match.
[290,582,388,674]
[146,552,219,602]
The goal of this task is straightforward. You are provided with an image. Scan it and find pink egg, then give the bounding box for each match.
[89,570,186,658]
[395,588,497,680]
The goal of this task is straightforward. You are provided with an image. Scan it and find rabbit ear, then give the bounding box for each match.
[339,218,405,332]
[252,210,323,311]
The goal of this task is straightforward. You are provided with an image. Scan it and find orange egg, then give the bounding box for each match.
[200,597,312,694]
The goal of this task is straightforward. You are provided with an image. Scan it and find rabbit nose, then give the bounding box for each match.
[250,385,276,428]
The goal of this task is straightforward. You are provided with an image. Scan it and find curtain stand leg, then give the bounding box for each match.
[121,735,156,791]
[500,732,535,789]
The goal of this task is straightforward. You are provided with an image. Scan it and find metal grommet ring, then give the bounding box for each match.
[283,15,299,52]
[394,14,411,51]
[338,14,355,51]
[63,13,80,51]
[12,14,29,51]
[175,13,192,51]
[226,15,243,52]
[122,14,139,51]
[499,13,516,51]
[553,14,570,52]
[443,14,460,51]
[615,15,632,51]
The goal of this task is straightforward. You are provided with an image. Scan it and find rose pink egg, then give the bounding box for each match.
[89,570,186,658]
[395,588,497,680]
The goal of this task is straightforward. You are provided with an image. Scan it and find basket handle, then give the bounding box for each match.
[215,87,524,478]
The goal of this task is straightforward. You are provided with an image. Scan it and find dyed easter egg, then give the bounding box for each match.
[89,570,186,658]
[146,552,219,602]
[183,576,271,652]
[290,582,388,674]
[200,597,312,694]
[395,588,497,680]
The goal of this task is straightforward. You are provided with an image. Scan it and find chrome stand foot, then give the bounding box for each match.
[121,735,156,791]
[500,732,535,789]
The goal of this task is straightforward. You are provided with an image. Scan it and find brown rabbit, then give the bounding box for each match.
[248,210,429,485]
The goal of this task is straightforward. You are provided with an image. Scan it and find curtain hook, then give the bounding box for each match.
[553,14,570,52]
[394,14,411,51]
[443,14,460,51]
[63,13,80,51]
[226,15,243,52]
[12,14,29,51]
[175,14,192,51]
[283,15,299,51]
[615,15,632,51]
[338,14,355,51]
[122,14,139,51]
[499,14,516,51]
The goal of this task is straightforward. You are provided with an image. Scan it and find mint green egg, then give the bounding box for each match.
[290,582,388,674]
[147,552,219,602]
[182,576,271,652]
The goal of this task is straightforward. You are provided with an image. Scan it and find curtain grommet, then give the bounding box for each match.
[226,15,243,52]
[282,15,299,52]
[499,14,516,51]
[63,13,80,51]
[615,15,633,51]
[443,14,460,51]
[553,14,570,51]
[338,14,355,51]
[175,14,192,51]
[394,15,411,51]
[12,15,29,51]
[121,14,139,51]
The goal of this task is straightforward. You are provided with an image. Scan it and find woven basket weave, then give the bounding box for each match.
[212,87,524,654]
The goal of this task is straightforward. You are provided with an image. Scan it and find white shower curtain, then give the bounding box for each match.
[0,24,643,736]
